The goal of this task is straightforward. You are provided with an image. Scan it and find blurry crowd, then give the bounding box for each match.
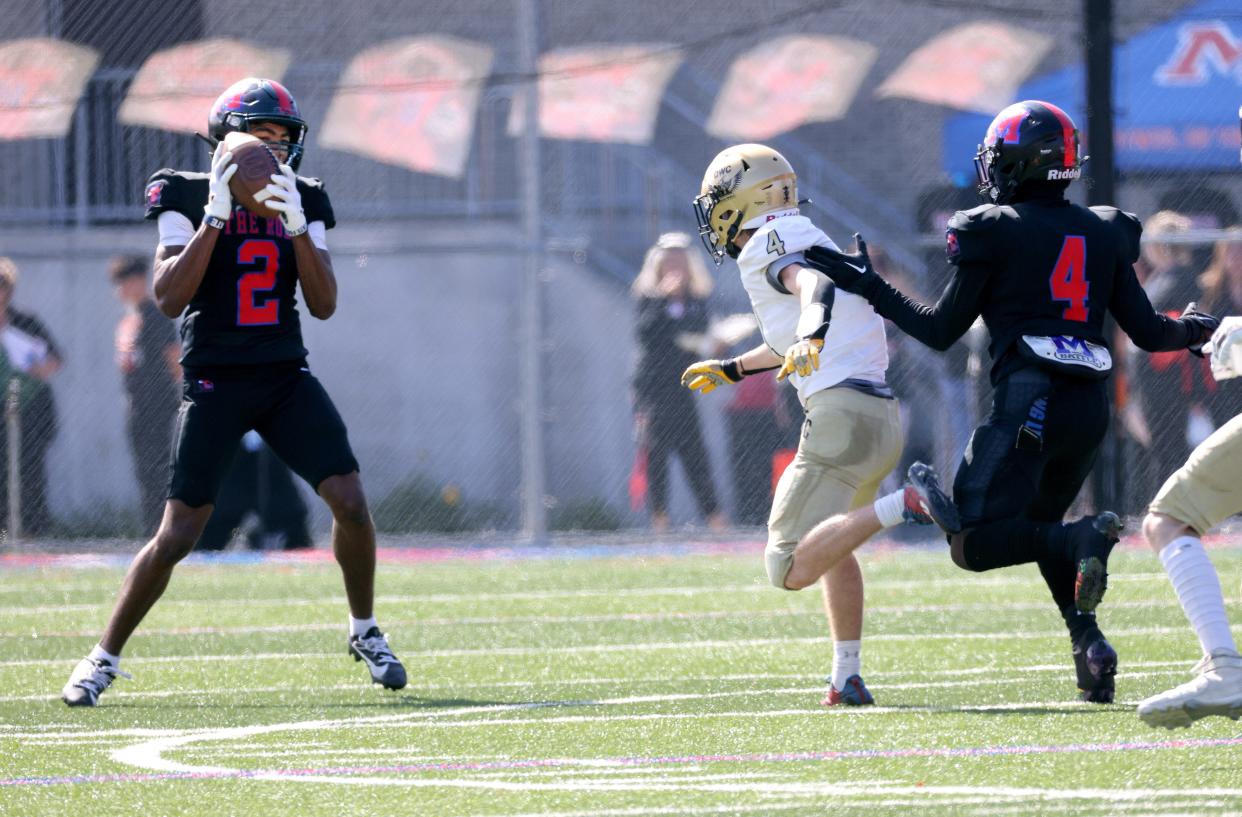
[0,254,308,547]
[629,199,1242,529]
[3,194,1241,540]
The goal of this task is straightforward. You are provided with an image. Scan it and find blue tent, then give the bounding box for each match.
[944,0,1242,183]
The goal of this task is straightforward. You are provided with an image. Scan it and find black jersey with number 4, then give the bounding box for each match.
[861,197,1192,383]
[143,169,335,369]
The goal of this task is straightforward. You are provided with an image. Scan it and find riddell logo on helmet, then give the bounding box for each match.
[1046,168,1081,181]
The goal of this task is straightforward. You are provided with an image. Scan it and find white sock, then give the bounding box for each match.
[1160,536,1237,656]
[349,616,378,638]
[88,643,121,667]
[873,489,906,528]
[831,640,862,691]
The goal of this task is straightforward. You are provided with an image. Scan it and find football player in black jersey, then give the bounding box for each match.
[804,100,1219,704]
[62,78,406,707]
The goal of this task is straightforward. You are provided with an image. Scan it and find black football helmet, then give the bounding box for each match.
[207,78,308,170]
[973,100,1086,205]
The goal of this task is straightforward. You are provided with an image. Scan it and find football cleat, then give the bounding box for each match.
[349,626,407,690]
[821,674,875,707]
[61,657,131,707]
[1070,511,1122,613]
[1072,630,1117,704]
[1137,649,1242,729]
[902,462,961,533]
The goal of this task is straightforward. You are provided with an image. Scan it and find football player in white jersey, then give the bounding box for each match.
[683,144,960,706]
[1135,321,1242,729]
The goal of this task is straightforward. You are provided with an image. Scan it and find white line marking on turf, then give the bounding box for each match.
[0,661,1195,706]
[0,624,1203,669]
[0,571,1184,615]
[3,597,1209,638]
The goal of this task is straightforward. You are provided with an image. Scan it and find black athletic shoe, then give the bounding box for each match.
[1070,511,1123,613]
[1073,630,1118,704]
[349,626,408,690]
[903,462,961,534]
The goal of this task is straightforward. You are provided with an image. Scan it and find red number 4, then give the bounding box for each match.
[237,239,280,326]
[1049,235,1088,322]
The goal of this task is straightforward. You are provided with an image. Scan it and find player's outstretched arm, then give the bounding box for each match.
[1109,261,1213,353]
[680,343,781,395]
[806,234,985,352]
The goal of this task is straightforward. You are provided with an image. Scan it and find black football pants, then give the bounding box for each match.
[950,367,1111,616]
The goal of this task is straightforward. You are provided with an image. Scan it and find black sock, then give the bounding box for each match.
[1038,557,1077,611]
[1062,604,1099,645]
[957,518,1062,571]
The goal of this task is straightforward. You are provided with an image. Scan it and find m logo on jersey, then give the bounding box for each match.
[145,179,166,208]
[1156,21,1242,86]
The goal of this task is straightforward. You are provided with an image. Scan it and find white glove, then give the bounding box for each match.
[255,164,307,237]
[1209,316,1242,381]
[204,143,236,223]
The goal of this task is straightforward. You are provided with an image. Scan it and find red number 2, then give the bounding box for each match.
[1049,235,1088,322]
[237,239,280,326]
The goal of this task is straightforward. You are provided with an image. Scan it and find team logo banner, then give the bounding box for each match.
[508,45,682,144]
[0,38,99,140]
[119,39,291,133]
[706,36,876,141]
[877,22,1052,114]
[320,36,494,178]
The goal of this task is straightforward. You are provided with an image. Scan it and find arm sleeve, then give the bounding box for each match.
[308,221,328,251]
[857,262,988,351]
[1109,261,1192,351]
[157,211,195,247]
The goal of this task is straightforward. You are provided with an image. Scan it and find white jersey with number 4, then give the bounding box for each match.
[735,213,888,403]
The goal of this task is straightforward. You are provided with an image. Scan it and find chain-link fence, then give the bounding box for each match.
[0,0,1238,545]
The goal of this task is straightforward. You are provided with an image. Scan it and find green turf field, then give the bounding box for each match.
[2,541,1241,816]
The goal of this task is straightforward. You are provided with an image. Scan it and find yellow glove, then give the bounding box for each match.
[776,338,823,381]
[680,358,743,394]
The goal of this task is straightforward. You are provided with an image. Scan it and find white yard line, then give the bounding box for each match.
[0,571,1184,615]
[0,625,1203,670]
[2,597,1212,638]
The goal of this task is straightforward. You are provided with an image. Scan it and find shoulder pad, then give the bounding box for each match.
[1089,206,1143,264]
[144,169,207,222]
[297,176,336,230]
[945,204,1007,265]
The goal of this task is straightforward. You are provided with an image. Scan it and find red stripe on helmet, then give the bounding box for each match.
[1040,101,1077,168]
[268,81,296,116]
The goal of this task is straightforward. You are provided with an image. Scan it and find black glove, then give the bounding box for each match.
[803,233,877,295]
[1181,301,1220,358]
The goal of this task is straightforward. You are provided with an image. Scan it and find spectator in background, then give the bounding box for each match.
[1200,230,1242,427]
[723,370,785,527]
[1128,211,1209,506]
[631,232,726,532]
[110,256,180,535]
[0,257,62,535]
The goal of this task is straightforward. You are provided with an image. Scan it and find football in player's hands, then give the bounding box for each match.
[223,131,281,218]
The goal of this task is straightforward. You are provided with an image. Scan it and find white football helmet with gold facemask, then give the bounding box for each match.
[694,143,799,265]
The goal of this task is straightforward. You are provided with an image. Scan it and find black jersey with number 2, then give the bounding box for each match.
[861,197,1193,383]
[143,169,335,370]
